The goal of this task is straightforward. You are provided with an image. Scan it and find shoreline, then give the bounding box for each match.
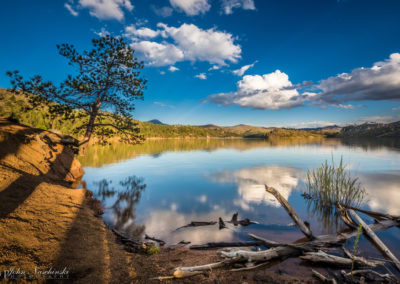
[0,119,316,283]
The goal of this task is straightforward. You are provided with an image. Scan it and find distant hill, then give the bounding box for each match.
[198,124,219,128]
[300,125,342,131]
[199,123,274,138]
[147,119,167,125]
[340,121,400,137]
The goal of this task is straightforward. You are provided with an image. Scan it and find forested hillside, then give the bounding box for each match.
[340,121,400,137]
[0,89,330,140]
[0,89,240,139]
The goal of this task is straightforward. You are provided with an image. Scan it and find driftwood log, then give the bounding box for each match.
[154,185,400,281]
[175,213,258,231]
[341,269,396,282]
[266,185,314,239]
[175,221,217,230]
[145,234,166,246]
[300,250,384,268]
[312,269,337,284]
[190,241,264,250]
[349,209,400,272]
[303,192,400,221]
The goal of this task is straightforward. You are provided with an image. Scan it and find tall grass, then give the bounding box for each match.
[305,157,366,230]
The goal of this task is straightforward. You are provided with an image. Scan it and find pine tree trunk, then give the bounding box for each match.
[80,105,99,155]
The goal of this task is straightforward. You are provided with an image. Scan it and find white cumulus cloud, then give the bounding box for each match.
[221,0,255,14]
[170,0,211,16]
[64,3,79,16]
[206,70,310,110]
[152,5,173,17]
[168,66,179,72]
[77,0,133,21]
[206,53,400,110]
[232,61,257,76]
[129,23,241,67]
[158,23,241,65]
[125,25,160,39]
[131,41,184,66]
[195,73,207,80]
[314,53,400,104]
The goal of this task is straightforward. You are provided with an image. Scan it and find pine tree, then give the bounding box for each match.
[8,35,146,153]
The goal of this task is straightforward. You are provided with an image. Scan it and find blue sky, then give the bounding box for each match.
[1,0,400,127]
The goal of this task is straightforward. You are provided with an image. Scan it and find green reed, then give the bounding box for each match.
[305,157,366,230]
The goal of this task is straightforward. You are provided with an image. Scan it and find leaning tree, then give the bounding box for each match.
[7,35,146,153]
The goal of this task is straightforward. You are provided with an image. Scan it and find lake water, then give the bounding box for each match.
[79,138,400,273]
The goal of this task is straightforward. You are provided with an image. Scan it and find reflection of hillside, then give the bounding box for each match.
[79,138,339,167]
[340,137,400,151]
[211,166,304,209]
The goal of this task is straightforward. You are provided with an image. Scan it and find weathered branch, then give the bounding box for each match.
[341,269,395,281]
[248,233,318,252]
[144,234,165,246]
[312,269,337,284]
[230,262,269,272]
[190,241,264,250]
[163,189,400,280]
[349,209,400,272]
[342,247,386,267]
[218,246,301,262]
[265,185,314,239]
[300,250,384,268]
[173,260,232,278]
[175,221,217,230]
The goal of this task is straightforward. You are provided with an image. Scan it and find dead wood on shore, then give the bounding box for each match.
[174,212,258,231]
[153,185,400,281]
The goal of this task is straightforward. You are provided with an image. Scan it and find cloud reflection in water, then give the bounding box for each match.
[210,166,304,209]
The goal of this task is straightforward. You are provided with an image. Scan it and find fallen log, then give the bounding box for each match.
[230,261,269,272]
[266,185,314,239]
[196,211,399,266]
[248,233,319,252]
[219,246,301,262]
[300,250,384,268]
[302,192,400,221]
[344,205,400,221]
[349,209,400,272]
[112,229,141,245]
[144,234,166,246]
[228,212,258,226]
[237,218,258,226]
[312,269,337,284]
[161,187,400,280]
[173,260,233,278]
[175,221,217,230]
[337,203,358,229]
[190,241,264,250]
[342,247,386,268]
[341,269,395,282]
[112,228,144,253]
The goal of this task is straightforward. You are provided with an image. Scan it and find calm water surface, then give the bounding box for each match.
[79,138,400,271]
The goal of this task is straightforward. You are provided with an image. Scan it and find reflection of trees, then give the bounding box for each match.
[94,176,146,240]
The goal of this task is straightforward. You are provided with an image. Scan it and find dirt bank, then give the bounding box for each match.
[0,118,315,283]
[0,119,135,282]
